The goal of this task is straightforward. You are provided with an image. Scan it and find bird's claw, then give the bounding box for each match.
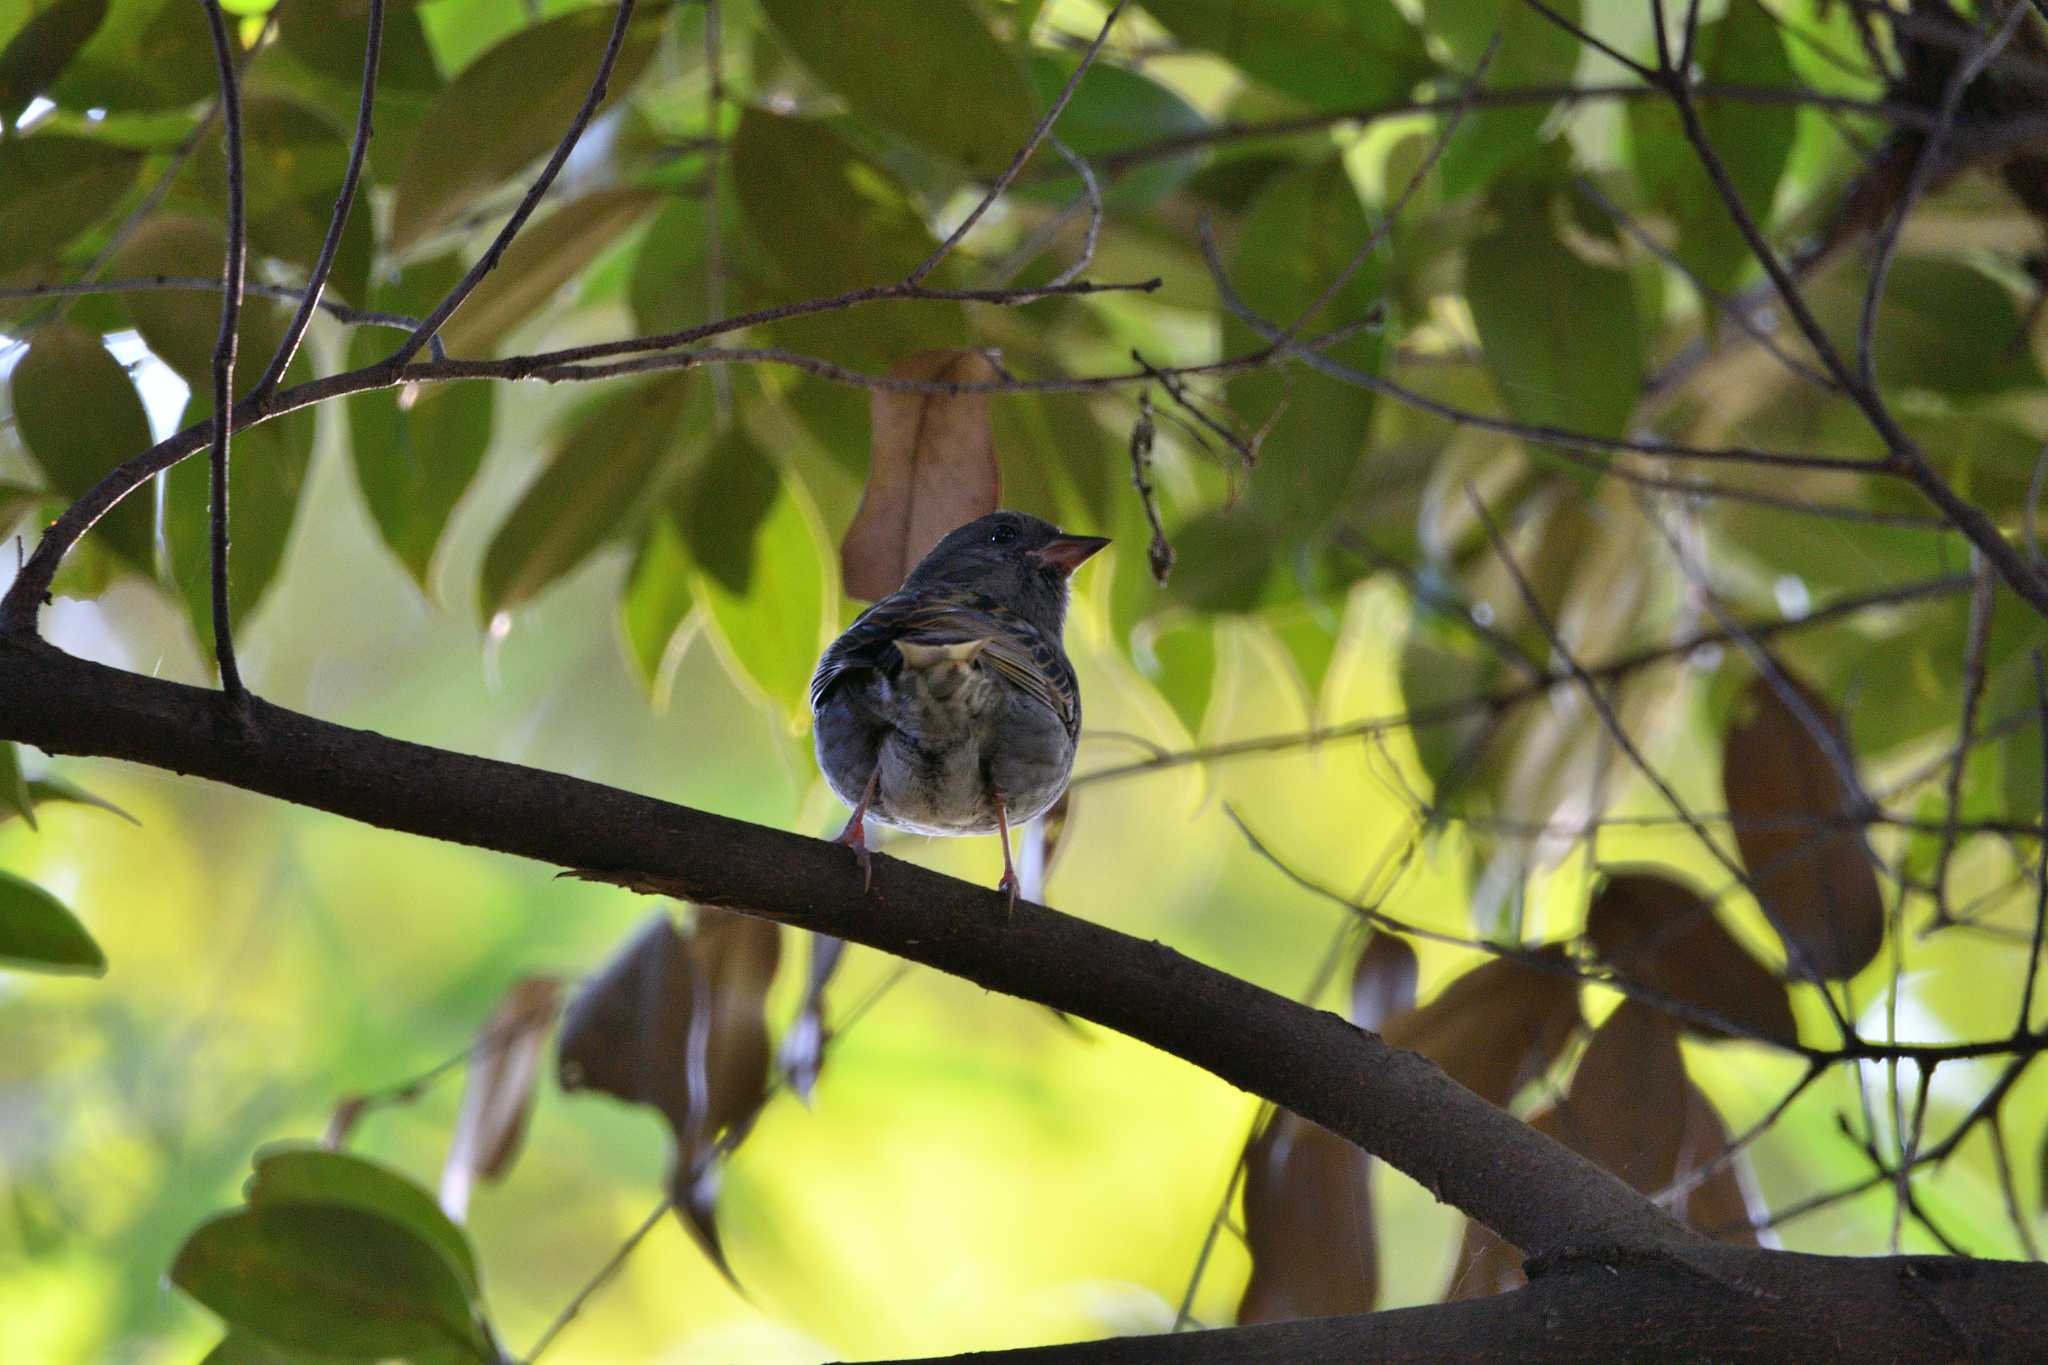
[997,870,1019,921]
[833,813,875,893]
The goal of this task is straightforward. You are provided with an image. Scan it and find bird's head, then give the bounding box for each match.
[902,511,1110,632]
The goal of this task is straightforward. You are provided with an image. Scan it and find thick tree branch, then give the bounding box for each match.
[0,634,1676,1262]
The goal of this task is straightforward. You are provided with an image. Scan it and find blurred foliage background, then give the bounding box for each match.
[5,0,2048,1359]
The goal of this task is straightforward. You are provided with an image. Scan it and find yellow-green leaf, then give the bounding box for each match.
[693,453,833,718]
[0,870,105,976]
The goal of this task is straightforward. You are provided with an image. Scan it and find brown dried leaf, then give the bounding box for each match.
[1236,1110,1376,1323]
[557,908,781,1280]
[1722,671,1884,981]
[1350,933,1418,1032]
[438,976,563,1220]
[1380,946,1581,1108]
[1586,870,1797,1045]
[841,349,1002,600]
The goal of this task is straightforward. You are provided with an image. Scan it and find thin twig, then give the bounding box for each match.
[2020,651,2048,1034]
[1043,135,1104,289]
[199,0,249,701]
[905,0,1130,285]
[0,276,437,342]
[520,1195,673,1363]
[1987,1110,2042,1260]
[1928,553,1997,926]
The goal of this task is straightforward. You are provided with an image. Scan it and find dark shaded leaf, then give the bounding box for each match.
[245,1146,480,1295]
[628,192,710,335]
[18,775,138,825]
[169,1205,488,1360]
[479,373,693,622]
[557,908,781,1278]
[1380,945,1579,1107]
[1721,670,1884,981]
[759,0,1034,176]
[1132,614,1215,738]
[1812,256,2040,400]
[439,977,563,1218]
[195,1333,307,1365]
[1236,1109,1376,1322]
[841,349,1003,601]
[108,212,292,388]
[346,254,494,591]
[439,187,659,356]
[1586,869,1797,1045]
[617,509,696,698]
[0,741,34,828]
[9,319,157,573]
[0,135,138,276]
[777,932,847,1105]
[1164,510,1280,614]
[1143,0,1429,110]
[1466,191,1643,448]
[0,870,104,976]
[0,0,108,117]
[1627,0,1795,297]
[681,427,779,596]
[277,0,441,96]
[45,0,216,110]
[389,5,667,251]
[1555,1000,1689,1192]
[1021,54,1207,207]
[1430,0,1579,197]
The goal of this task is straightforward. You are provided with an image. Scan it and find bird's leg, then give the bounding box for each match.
[993,786,1019,919]
[833,768,881,891]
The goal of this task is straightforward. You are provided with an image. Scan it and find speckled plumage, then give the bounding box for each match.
[811,512,1106,892]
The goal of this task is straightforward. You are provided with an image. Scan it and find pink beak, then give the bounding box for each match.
[1030,535,1111,576]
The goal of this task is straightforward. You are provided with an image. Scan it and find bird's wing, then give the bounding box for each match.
[810,591,1079,737]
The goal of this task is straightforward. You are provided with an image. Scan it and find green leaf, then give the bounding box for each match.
[618,509,697,698]
[15,774,138,826]
[169,1205,489,1361]
[0,135,139,276]
[1466,193,1643,449]
[1430,0,1582,198]
[46,0,216,110]
[389,5,668,252]
[1629,0,1795,298]
[1812,257,2039,400]
[1020,53,1208,208]
[480,373,694,622]
[0,0,107,117]
[628,193,711,335]
[245,1146,480,1296]
[9,320,157,573]
[0,870,105,976]
[345,254,494,591]
[691,450,832,716]
[759,0,1034,176]
[161,351,318,653]
[0,741,33,828]
[439,187,659,356]
[108,213,295,389]
[1142,0,1429,110]
[1166,510,1281,614]
[1224,156,1382,532]
[1133,615,1215,738]
[680,427,780,596]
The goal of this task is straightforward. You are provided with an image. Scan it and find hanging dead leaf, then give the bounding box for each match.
[438,976,564,1221]
[841,349,1002,600]
[1380,946,1580,1108]
[1236,1109,1377,1322]
[1586,870,1797,1045]
[1721,671,1884,981]
[777,932,847,1106]
[1350,933,1418,1032]
[557,908,781,1281]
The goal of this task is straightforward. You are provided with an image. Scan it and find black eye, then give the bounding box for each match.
[987,522,1019,546]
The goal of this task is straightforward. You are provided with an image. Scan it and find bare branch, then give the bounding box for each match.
[198,0,249,700]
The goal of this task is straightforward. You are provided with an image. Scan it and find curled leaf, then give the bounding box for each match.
[841,350,1003,601]
[1586,870,1797,1045]
[1722,671,1884,980]
[1380,946,1580,1108]
[557,908,780,1281]
[439,976,564,1220]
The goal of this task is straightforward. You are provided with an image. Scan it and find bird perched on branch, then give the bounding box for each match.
[811,511,1109,911]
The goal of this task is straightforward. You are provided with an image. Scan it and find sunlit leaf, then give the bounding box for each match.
[841,349,1003,601]
[557,908,781,1280]
[389,4,668,251]
[1381,946,1580,1107]
[0,870,104,975]
[693,455,834,717]
[1142,0,1429,110]
[8,319,156,573]
[439,187,659,356]
[169,1205,489,1360]
[246,1146,481,1295]
[617,508,697,699]
[1628,0,1796,298]
[759,0,1034,176]
[438,977,562,1220]
[479,372,694,623]
[1721,670,1884,981]
[1585,869,1797,1045]
[1466,191,1643,448]
[0,0,107,117]
[0,134,139,276]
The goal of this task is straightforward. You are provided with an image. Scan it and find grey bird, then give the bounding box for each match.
[810,510,1109,909]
